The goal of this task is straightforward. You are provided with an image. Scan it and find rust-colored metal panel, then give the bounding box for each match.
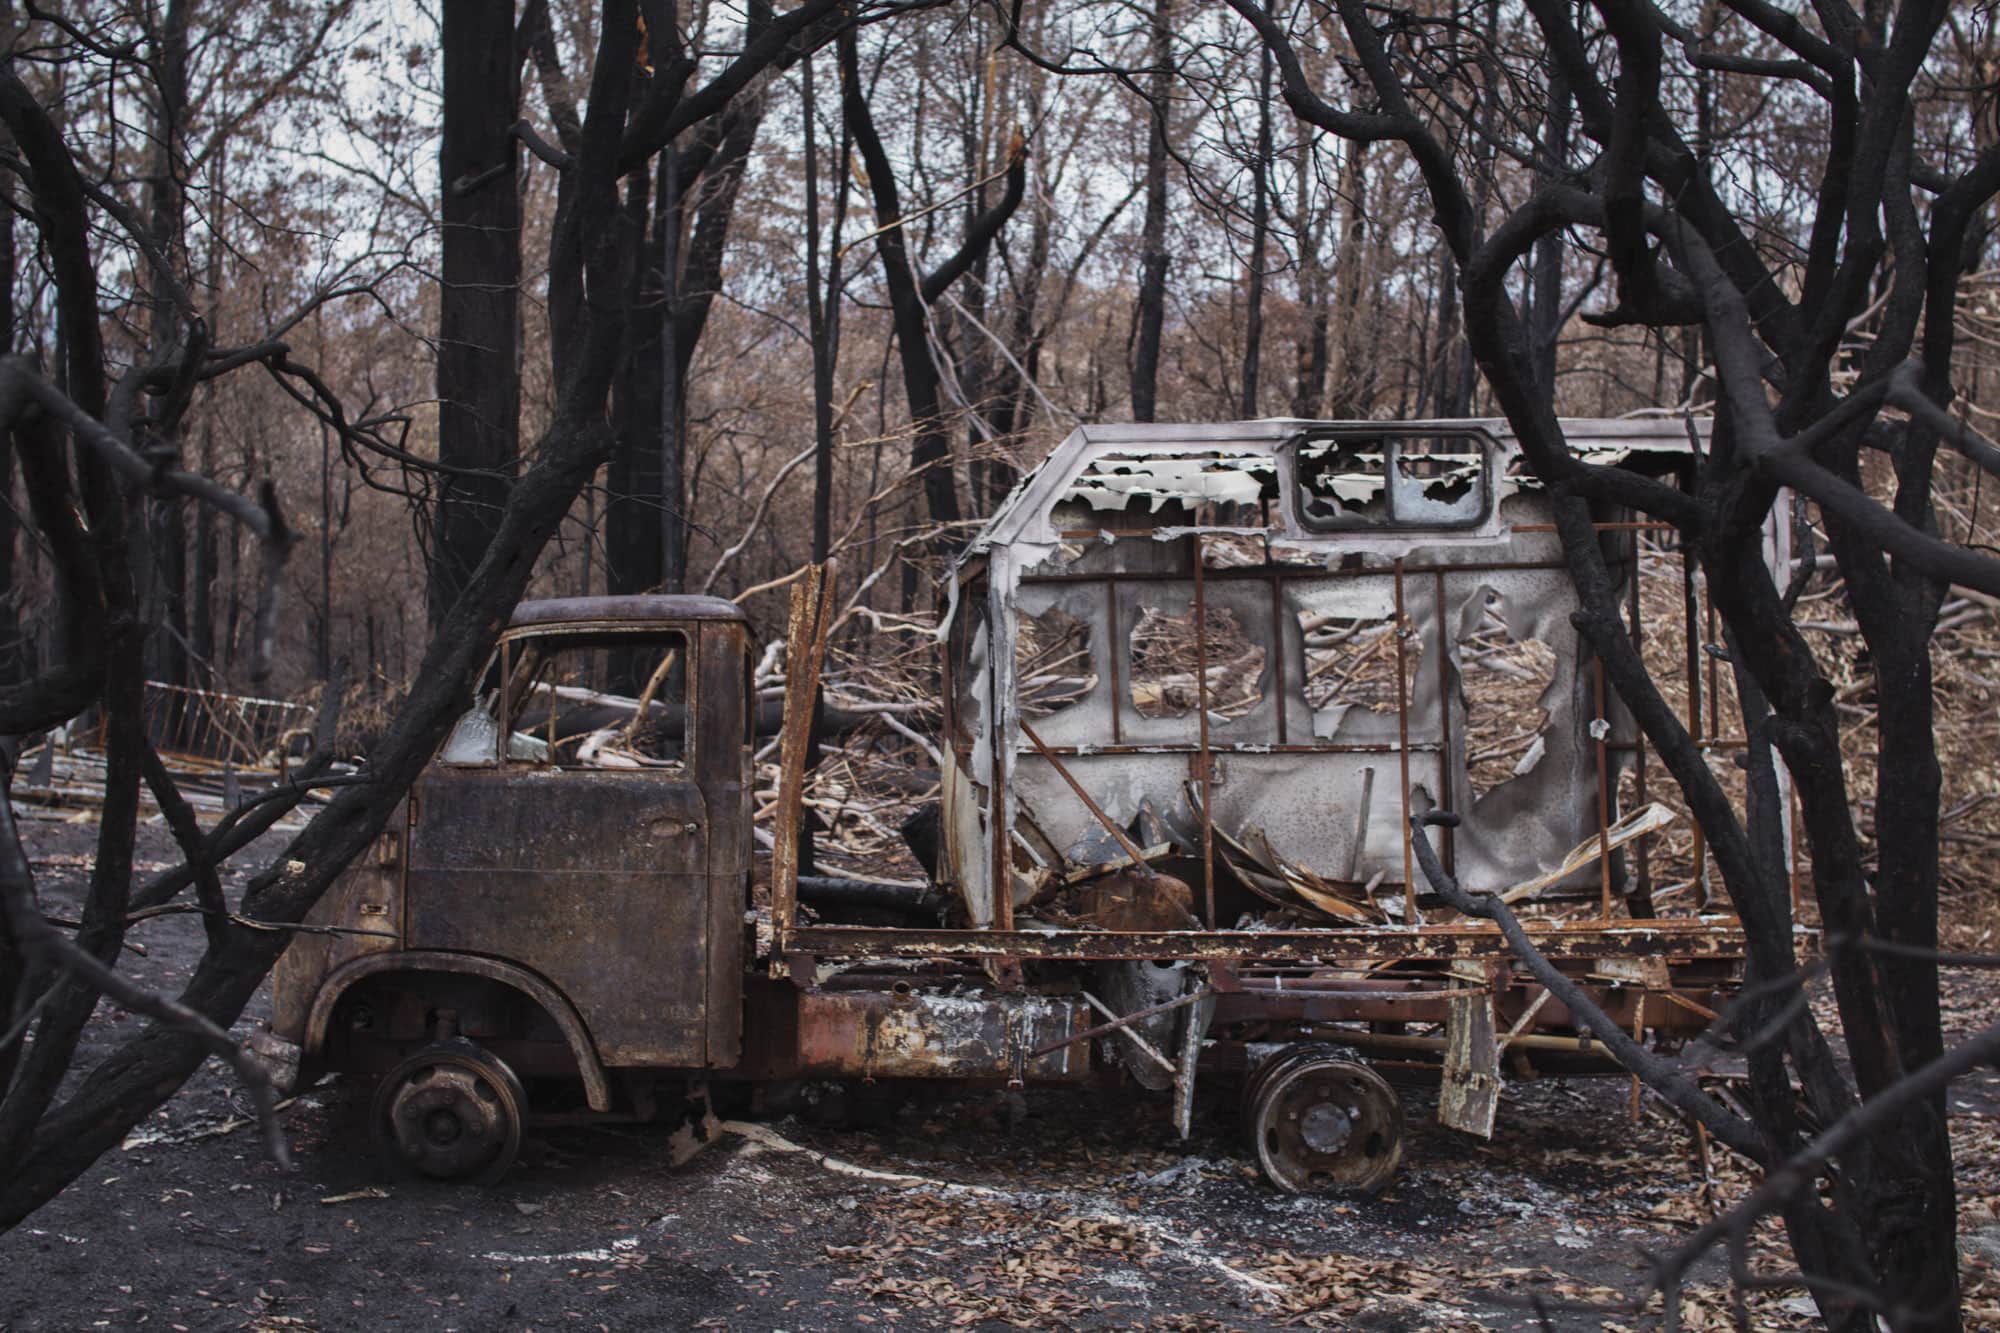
[784,920,1750,963]
[737,984,1093,1082]
[272,801,406,1044]
[698,620,750,1067]
[405,768,710,1067]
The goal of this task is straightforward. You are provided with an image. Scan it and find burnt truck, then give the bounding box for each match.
[271,419,1765,1192]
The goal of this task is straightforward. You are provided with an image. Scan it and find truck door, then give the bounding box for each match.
[405,626,717,1068]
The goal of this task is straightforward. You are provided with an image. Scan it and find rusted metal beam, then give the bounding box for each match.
[1105,579,1123,745]
[1594,655,1612,920]
[1192,532,1216,928]
[1510,520,1676,533]
[785,921,1754,963]
[1028,986,1210,1060]
[1269,568,1289,745]
[1433,569,1454,876]
[1210,981,1722,1033]
[1019,741,1447,756]
[1394,557,1414,923]
[1018,718,1155,873]
[1016,558,1576,586]
[739,986,1094,1082]
[1682,529,1708,906]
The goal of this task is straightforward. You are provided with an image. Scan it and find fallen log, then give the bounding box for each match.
[796,873,945,921]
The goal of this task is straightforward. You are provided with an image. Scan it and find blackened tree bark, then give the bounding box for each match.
[0,161,18,686]
[429,0,522,630]
[0,0,853,1232]
[954,34,1000,516]
[188,165,224,678]
[1325,140,1371,416]
[138,0,191,690]
[1129,0,1172,422]
[604,33,775,609]
[1227,0,2000,1325]
[803,50,848,563]
[1287,130,1330,419]
[607,160,668,607]
[839,25,1026,539]
[1524,57,1570,397]
[1240,20,1272,418]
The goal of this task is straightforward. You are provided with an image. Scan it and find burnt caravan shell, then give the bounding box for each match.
[921,419,1705,935]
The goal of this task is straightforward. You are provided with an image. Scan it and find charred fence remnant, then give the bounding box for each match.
[272,420,1783,1197]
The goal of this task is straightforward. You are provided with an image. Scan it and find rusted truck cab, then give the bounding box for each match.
[272,595,753,1180]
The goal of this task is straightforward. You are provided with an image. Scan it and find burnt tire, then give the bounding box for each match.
[371,1038,528,1185]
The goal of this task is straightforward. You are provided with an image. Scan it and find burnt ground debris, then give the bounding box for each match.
[5,823,2000,1332]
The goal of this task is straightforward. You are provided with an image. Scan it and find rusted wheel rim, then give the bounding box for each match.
[373,1040,526,1184]
[1240,1042,1357,1146]
[1252,1058,1402,1194]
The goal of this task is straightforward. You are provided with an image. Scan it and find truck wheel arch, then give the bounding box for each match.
[303,951,613,1113]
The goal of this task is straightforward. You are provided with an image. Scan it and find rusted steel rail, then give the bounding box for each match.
[1028,987,1213,1060]
[783,919,1750,963]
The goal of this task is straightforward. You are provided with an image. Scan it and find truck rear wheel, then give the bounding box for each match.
[1245,1044,1403,1194]
[372,1038,527,1184]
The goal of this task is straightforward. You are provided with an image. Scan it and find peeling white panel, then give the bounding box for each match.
[1440,565,1618,894]
[1284,580,1403,742]
[1060,451,1277,513]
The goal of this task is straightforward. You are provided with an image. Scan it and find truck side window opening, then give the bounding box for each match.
[440,631,694,771]
[1294,433,1491,530]
[438,652,510,766]
[439,701,502,766]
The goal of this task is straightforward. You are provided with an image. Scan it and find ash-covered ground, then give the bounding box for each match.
[5,820,1998,1332]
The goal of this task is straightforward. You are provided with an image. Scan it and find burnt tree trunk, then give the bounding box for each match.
[1289,129,1330,420]
[1525,61,1570,396]
[429,0,522,630]
[1130,0,1172,423]
[803,51,847,564]
[138,0,190,690]
[604,89,766,612]
[0,163,17,687]
[1326,141,1370,417]
[840,27,1025,544]
[607,165,666,607]
[1240,21,1272,419]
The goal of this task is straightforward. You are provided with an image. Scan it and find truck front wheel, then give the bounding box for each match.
[372,1038,527,1183]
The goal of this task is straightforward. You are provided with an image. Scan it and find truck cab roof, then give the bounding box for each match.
[505,595,748,633]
